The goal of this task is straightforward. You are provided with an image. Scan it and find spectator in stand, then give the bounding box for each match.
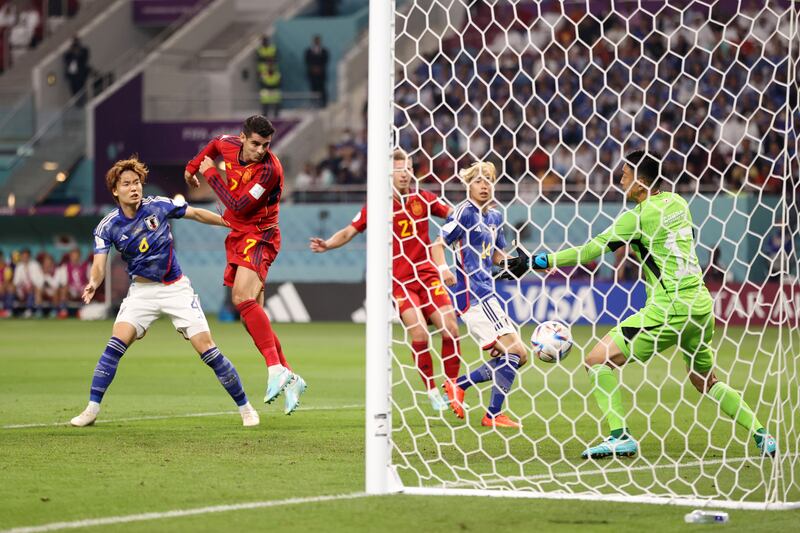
[8,1,39,62]
[304,35,329,107]
[259,61,281,117]
[63,35,90,103]
[295,162,318,190]
[0,250,14,318]
[13,248,43,318]
[39,252,66,318]
[256,34,276,66]
[60,247,89,310]
[317,0,341,16]
[0,3,16,29]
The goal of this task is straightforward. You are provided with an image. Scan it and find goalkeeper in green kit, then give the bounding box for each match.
[504,151,777,459]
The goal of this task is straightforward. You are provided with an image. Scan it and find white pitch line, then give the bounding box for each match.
[445,453,798,489]
[1,404,364,429]
[0,492,369,533]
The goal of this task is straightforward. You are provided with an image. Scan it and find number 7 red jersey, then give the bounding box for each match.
[186,135,284,233]
[351,189,451,282]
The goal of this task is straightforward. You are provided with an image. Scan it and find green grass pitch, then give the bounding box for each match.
[1,319,798,532]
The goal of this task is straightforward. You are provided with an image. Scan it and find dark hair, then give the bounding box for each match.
[624,150,662,187]
[242,115,275,139]
[105,155,148,205]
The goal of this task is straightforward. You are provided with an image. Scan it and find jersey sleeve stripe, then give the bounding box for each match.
[94,211,118,236]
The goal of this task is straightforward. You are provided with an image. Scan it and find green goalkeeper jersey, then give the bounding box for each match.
[549,192,713,317]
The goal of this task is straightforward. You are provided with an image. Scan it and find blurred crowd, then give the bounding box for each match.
[389,2,788,200]
[292,126,368,201]
[0,247,91,318]
[0,0,80,73]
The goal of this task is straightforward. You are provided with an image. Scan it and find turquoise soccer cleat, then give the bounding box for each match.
[264,367,293,404]
[283,375,307,415]
[581,436,639,459]
[427,388,449,413]
[757,433,777,458]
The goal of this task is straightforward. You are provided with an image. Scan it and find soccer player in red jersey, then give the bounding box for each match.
[184,115,306,414]
[309,148,462,412]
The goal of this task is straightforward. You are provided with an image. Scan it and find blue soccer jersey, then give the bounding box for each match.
[93,196,188,283]
[441,200,506,312]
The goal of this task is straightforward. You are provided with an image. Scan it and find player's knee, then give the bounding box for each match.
[409,326,428,344]
[443,321,459,340]
[231,292,248,307]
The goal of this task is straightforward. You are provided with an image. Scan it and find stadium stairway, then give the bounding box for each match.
[0,0,213,207]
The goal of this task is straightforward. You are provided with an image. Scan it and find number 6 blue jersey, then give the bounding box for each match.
[93,196,188,283]
[441,199,506,313]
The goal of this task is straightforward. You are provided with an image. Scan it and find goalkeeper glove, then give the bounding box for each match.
[497,248,531,279]
[531,252,550,270]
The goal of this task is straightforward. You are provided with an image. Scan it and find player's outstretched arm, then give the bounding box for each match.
[184,206,228,227]
[547,209,639,268]
[82,253,108,304]
[431,237,456,286]
[310,225,358,253]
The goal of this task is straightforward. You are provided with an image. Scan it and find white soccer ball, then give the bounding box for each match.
[531,321,573,363]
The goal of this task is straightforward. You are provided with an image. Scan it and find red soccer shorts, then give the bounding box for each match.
[223,227,281,287]
[393,270,453,319]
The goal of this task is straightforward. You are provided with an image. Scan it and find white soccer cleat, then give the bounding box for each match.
[70,403,100,427]
[239,402,260,427]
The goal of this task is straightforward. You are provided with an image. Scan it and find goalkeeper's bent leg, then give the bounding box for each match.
[706,381,765,436]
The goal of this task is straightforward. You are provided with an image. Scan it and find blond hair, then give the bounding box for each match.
[458,161,497,184]
[393,148,410,162]
[105,156,148,204]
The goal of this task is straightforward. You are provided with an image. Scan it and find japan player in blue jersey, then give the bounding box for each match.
[431,161,528,429]
[70,156,260,427]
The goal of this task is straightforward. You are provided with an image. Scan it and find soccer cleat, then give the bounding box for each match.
[239,403,260,427]
[442,380,465,419]
[481,413,522,429]
[581,436,639,459]
[70,405,99,427]
[757,433,777,457]
[264,366,293,404]
[427,388,449,413]
[283,375,307,415]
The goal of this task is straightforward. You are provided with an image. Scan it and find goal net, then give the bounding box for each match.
[366,0,800,509]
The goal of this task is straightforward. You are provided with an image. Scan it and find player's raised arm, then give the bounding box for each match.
[184,206,228,227]
[184,136,223,188]
[82,253,107,304]
[310,225,359,253]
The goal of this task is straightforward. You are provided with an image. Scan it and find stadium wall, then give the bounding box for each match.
[273,2,368,107]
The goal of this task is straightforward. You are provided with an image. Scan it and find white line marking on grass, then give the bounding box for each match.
[446,453,799,489]
[1,404,364,429]
[0,492,369,533]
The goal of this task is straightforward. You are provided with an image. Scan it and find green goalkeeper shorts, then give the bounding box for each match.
[608,307,715,372]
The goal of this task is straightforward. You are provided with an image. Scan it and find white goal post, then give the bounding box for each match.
[366,0,800,510]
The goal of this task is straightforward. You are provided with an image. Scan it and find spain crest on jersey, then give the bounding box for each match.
[144,215,160,231]
[409,199,424,217]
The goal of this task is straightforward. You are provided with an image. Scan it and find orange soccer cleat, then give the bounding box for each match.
[481,413,522,429]
[442,380,465,419]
